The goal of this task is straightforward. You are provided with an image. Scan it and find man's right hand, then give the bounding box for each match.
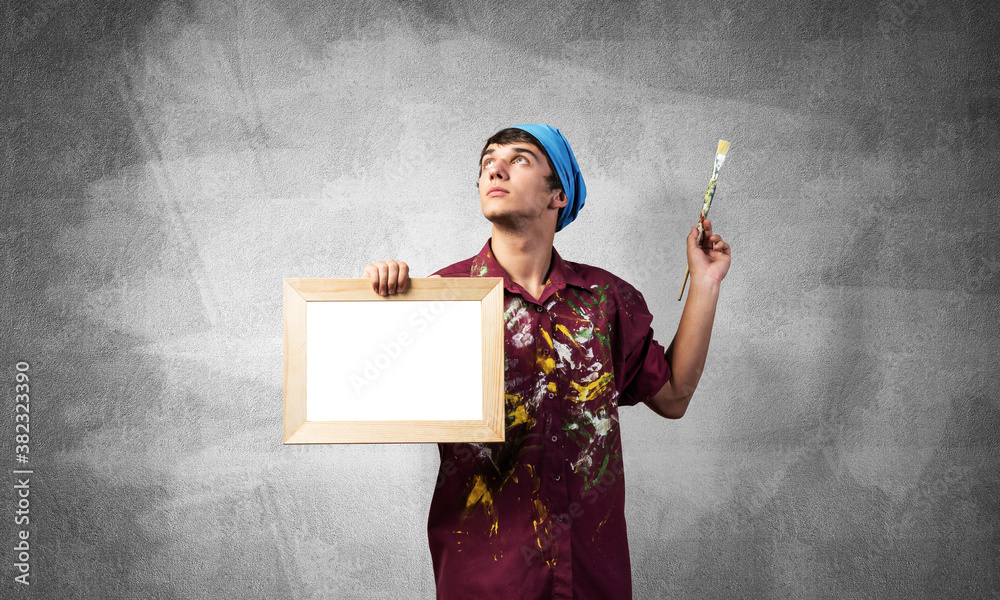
[362,259,441,296]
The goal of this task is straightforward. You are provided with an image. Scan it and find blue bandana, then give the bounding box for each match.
[512,124,586,233]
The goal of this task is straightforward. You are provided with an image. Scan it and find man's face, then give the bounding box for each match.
[478,142,564,231]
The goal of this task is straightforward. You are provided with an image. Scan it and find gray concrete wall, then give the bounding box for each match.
[2,0,998,597]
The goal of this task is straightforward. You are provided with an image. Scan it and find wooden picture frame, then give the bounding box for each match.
[283,277,505,444]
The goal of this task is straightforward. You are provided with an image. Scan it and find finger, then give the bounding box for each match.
[386,259,400,294]
[687,225,699,249]
[375,262,389,295]
[363,265,379,293]
[705,222,722,248]
[397,262,409,292]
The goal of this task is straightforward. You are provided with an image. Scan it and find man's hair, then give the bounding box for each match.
[478,128,563,194]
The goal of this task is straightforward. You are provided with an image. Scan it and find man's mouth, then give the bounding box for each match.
[487,187,509,196]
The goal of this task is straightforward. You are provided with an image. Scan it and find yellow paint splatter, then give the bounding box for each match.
[465,475,499,536]
[506,392,534,428]
[529,500,559,569]
[537,355,556,373]
[569,371,613,404]
[592,507,612,542]
[535,329,557,373]
[526,463,540,492]
[538,327,553,349]
[554,323,581,347]
[510,404,529,426]
[531,498,549,534]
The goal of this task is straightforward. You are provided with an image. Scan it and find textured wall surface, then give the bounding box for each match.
[2,0,999,598]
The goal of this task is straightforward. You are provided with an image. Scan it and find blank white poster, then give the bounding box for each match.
[305,300,483,421]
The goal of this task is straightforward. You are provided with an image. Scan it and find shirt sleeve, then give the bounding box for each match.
[612,276,672,407]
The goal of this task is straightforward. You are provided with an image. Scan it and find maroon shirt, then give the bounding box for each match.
[427,238,672,600]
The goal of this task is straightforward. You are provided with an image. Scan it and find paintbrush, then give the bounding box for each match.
[678,139,730,301]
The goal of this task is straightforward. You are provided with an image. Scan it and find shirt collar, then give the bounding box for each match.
[470,237,592,297]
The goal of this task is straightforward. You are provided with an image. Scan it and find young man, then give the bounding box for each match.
[362,124,730,599]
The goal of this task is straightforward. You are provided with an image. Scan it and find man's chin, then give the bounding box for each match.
[483,210,523,227]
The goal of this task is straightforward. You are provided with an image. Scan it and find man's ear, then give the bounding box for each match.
[550,189,568,209]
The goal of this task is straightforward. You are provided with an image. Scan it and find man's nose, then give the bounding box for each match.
[488,162,508,179]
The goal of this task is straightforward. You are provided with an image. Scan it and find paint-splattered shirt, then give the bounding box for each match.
[427,237,672,600]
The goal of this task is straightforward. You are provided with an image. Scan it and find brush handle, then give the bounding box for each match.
[678,266,690,301]
[677,224,706,300]
[702,178,718,219]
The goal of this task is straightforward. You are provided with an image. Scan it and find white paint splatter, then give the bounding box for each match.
[505,298,534,348]
[593,415,613,437]
[511,327,533,348]
[553,339,576,369]
[528,377,549,412]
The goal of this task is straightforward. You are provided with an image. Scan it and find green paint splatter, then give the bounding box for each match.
[561,422,586,445]
[564,296,581,318]
[589,283,610,307]
[593,328,610,349]
[592,453,610,485]
[566,284,611,319]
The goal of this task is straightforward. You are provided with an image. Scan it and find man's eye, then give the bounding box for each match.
[483,159,494,168]
[512,156,526,164]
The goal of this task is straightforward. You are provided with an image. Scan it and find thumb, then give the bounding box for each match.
[687,225,699,249]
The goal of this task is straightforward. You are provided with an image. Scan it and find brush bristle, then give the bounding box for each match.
[717,139,730,156]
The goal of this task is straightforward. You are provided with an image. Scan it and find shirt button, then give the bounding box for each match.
[551,435,558,442]
[547,392,554,398]
[543,349,549,356]
[554,474,561,481]
[535,305,543,312]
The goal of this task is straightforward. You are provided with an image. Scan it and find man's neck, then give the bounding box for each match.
[489,226,555,301]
